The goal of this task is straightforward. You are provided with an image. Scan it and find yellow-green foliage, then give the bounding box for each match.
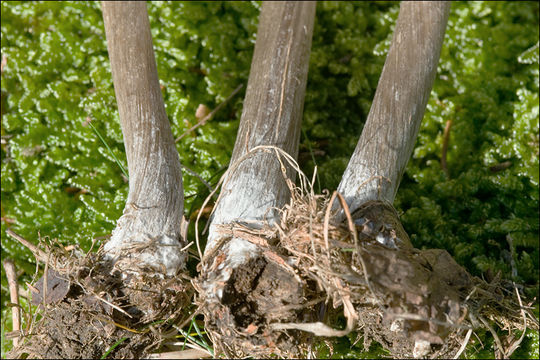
[1,1,538,358]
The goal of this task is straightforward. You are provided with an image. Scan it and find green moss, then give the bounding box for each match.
[1,1,538,358]
[302,1,399,189]
[396,2,539,294]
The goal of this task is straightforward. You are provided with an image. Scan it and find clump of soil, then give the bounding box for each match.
[196,241,320,358]
[196,182,538,358]
[6,239,193,359]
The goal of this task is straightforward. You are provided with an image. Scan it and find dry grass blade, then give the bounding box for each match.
[453,329,473,359]
[270,321,352,337]
[479,315,505,359]
[504,283,528,357]
[323,191,337,258]
[6,229,48,263]
[2,259,21,347]
[148,348,213,359]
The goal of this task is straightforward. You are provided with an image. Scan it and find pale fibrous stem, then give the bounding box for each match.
[101,1,186,275]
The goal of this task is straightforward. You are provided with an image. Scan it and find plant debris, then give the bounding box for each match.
[195,149,538,358]
[6,234,193,359]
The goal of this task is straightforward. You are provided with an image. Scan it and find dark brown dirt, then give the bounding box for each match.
[12,300,154,359]
[6,250,192,359]
[197,250,320,358]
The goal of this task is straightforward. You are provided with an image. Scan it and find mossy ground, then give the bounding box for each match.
[1,1,539,358]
